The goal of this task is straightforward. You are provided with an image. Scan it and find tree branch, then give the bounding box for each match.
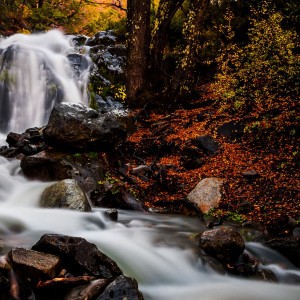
[84,0,126,12]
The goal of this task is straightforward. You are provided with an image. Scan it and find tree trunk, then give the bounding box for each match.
[126,0,151,106]
[168,0,210,99]
[150,0,184,89]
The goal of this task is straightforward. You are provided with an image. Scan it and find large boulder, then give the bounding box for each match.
[43,103,127,151]
[40,179,91,212]
[32,234,122,278]
[186,178,224,213]
[199,227,245,264]
[20,150,73,181]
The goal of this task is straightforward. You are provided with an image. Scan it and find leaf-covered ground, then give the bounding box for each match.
[117,86,300,228]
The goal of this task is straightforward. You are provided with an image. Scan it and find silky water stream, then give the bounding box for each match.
[0,31,300,300]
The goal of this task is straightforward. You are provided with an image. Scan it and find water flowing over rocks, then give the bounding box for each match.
[43,102,127,151]
[1,234,143,300]
[0,30,88,134]
[40,179,91,212]
[199,227,245,264]
[187,177,225,213]
[265,237,300,268]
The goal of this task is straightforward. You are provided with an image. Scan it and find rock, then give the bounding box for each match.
[242,169,260,180]
[64,278,110,300]
[265,237,300,268]
[96,189,146,212]
[8,248,61,283]
[266,215,297,237]
[5,128,45,156]
[43,103,127,151]
[199,227,245,264]
[187,178,224,213]
[95,275,144,300]
[6,132,28,147]
[32,234,122,278]
[105,209,118,221]
[67,53,90,79]
[40,179,91,212]
[131,165,149,176]
[193,135,220,155]
[217,121,245,141]
[86,31,116,46]
[180,144,204,170]
[21,151,73,181]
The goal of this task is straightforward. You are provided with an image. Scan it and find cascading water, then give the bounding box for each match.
[0,31,300,300]
[0,157,300,300]
[0,30,90,135]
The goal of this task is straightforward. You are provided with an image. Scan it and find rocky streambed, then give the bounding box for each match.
[0,101,299,299]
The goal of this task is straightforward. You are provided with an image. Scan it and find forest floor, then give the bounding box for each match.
[117,84,299,230]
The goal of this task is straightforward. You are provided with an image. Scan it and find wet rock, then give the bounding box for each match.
[21,151,73,181]
[199,227,245,264]
[217,121,245,141]
[8,248,61,283]
[86,31,116,46]
[32,234,122,278]
[95,275,144,300]
[265,237,300,268]
[5,128,45,156]
[193,135,220,155]
[96,189,146,212]
[6,132,28,147]
[67,53,90,79]
[95,95,125,114]
[69,34,88,47]
[251,268,278,282]
[43,103,127,151]
[105,209,118,222]
[40,179,91,212]
[187,178,224,213]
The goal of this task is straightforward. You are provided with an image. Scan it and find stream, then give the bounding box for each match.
[0,31,300,300]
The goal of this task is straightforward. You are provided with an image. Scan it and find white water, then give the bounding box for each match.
[1,31,300,299]
[0,157,299,300]
[0,30,89,134]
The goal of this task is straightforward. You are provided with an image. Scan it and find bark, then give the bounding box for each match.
[126,0,151,106]
[150,0,184,85]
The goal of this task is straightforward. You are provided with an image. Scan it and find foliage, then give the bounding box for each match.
[0,0,126,35]
[212,4,299,138]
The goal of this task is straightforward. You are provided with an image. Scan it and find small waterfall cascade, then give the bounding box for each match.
[0,30,90,134]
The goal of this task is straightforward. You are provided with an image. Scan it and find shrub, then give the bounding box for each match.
[212,3,299,142]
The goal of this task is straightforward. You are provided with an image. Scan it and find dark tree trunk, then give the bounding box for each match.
[126,0,151,106]
[150,0,185,88]
[168,0,210,99]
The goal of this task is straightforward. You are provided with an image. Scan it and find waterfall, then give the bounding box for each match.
[0,31,299,300]
[0,30,90,134]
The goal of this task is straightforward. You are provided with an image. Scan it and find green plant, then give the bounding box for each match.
[213,3,299,116]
